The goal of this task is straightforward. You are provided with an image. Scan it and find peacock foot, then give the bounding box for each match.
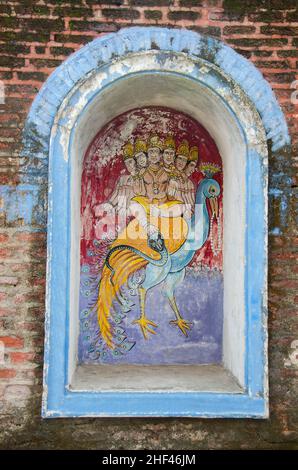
[132,315,157,339]
[170,318,193,337]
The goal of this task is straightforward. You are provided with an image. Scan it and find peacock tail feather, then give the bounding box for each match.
[97,247,148,349]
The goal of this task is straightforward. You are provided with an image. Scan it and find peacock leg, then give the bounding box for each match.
[168,296,193,337]
[164,270,193,337]
[132,287,157,339]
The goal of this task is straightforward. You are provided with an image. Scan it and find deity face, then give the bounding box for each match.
[135,151,147,169]
[163,148,175,166]
[147,147,161,165]
[175,155,188,172]
[124,157,137,175]
[185,161,197,177]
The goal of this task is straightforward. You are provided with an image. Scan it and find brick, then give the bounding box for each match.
[254,60,291,69]
[168,10,200,21]
[223,26,256,35]
[15,232,46,242]
[69,20,118,32]
[54,34,94,44]
[248,11,285,22]
[269,0,298,7]
[179,0,202,6]
[0,277,18,286]
[0,369,16,379]
[53,7,92,18]
[277,50,298,58]
[14,5,50,16]
[0,336,24,349]
[253,51,273,57]
[286,9,298,21]
[17,71,47,82]
[0,56,25,68]
[0,31,50,43]
[0,17,19,29]
[86,0,123,3]
[50,46,75,57]
[0,5,12,14]
[209,11,244,22]
[9,352,35,363]
[223,0,297,11]
[27,306,44,318]
[261,26,298,36]
[101,8,140,20]
[226,38,288,48]
[144,10,162,20]
[46,0,85,3]
[0,44,30,55]
[14,292,45,305]
[0,71,13,80]
[0,308,17,317]
[19,18,65,32]
[263,72,296,83]
[0,128,20,139]
[29,59,62,69]
[188,26,221,38]
[35,46,46,54]
[130,0,172,5]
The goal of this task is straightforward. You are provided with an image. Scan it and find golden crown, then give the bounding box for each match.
[134,137,147,154]
[123,142,134,159]
[147,134,163,150]
[189,146,199,162]
[177,140,189,158]
[163,135,176,150]
[199,161,221,177]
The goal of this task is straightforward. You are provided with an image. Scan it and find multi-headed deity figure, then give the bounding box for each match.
[95,134,200,239]
[140,135,170,203]
[95,142,145,235]
[108,142,140,215]
[134,137,148,175]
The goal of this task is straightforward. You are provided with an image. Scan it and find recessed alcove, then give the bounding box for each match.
[66,71,248,395]
[27,27,279,417]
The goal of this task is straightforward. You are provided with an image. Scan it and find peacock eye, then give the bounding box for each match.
[209,186,216,194]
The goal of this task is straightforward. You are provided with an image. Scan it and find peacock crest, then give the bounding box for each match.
[199,162,221,178]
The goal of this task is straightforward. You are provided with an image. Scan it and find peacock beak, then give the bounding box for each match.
[209,196,218,218]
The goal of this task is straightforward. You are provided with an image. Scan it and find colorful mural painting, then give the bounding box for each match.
[79,106,223,365]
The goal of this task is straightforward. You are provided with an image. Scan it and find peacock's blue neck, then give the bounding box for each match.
[170,179,211,272]
[187,179,210,249]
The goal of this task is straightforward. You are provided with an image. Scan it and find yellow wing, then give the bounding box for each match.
[97,247,147,349]
[97,199,188,349]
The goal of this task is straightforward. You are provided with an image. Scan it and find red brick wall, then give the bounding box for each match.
[0,0,297,449]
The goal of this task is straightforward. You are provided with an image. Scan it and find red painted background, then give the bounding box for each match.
[81,106,223,270]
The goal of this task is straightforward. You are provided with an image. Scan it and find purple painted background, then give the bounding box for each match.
[78,267,223,365]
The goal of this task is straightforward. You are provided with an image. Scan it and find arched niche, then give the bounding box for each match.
[80,106,224,367]
[21,27,290,418]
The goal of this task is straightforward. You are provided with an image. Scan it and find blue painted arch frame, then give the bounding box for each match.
[21,27,290,418]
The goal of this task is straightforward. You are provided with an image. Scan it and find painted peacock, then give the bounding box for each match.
[97,177,221,349]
